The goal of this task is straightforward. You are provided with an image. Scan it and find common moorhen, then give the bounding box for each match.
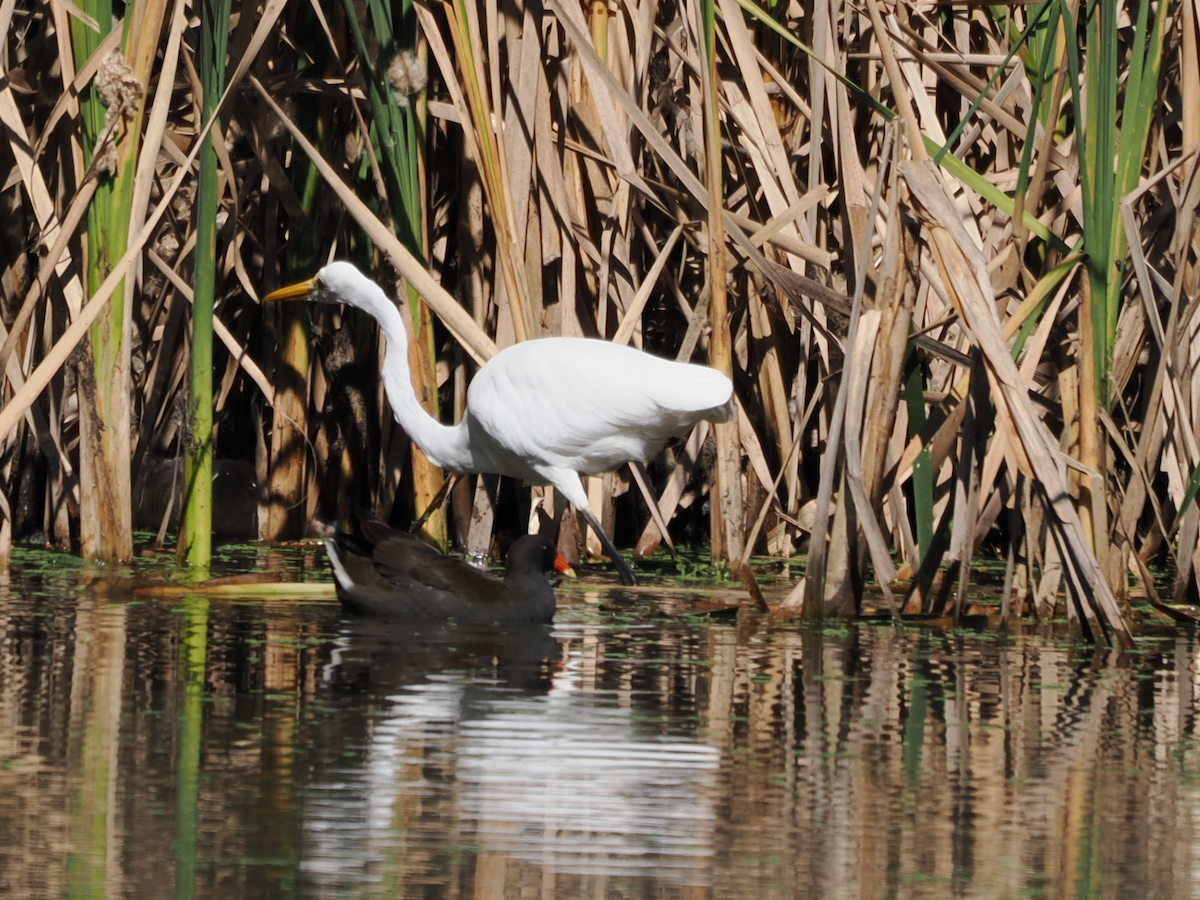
[326,513,574,622]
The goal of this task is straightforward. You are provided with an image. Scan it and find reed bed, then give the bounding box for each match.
[0,0,1196,642]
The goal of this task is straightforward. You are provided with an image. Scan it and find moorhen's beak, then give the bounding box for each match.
[263,275,318,302]
[554,552,576,579]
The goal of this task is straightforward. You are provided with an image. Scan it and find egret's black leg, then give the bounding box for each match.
[579,507,638,586]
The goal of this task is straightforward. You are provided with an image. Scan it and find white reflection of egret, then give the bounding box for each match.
[456,641,720,881]
[301,629,719,890]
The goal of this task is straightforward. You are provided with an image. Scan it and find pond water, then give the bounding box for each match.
[1,548,1199,899]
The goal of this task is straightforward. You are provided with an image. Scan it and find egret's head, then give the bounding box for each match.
[263,261,382,310]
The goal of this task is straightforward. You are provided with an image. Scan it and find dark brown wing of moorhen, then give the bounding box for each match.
[325,512,571,623]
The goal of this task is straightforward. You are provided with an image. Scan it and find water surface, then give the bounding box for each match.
[1,551,1198,899]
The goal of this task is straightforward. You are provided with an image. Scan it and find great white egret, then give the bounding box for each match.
[326,511,574,622]
[265,261,734,584]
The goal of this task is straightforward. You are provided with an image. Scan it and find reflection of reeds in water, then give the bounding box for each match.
[4,578,1200,896]
[299,615,1200,897]
[703,624,1200,898]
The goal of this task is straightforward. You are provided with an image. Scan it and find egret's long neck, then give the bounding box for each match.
[362,288,474,472]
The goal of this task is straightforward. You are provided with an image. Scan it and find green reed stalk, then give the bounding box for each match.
[174,597,209,900]
[1055,0,1163,557]
[341,0,424,251]
[69,0,148,561]
[185,0,233,567]
[1064,0,1165,403]
[66,606,128,898]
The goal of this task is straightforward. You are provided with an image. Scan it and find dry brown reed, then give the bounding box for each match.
[0,0,1196,641]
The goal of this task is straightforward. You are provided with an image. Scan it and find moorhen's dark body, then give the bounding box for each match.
[326,513,572,623]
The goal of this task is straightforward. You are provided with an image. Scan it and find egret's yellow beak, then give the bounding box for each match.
[263,276,318,302]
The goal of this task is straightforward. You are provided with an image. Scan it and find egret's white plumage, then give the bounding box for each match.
[266,261,734,584]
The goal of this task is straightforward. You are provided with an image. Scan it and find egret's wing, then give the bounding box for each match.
[468,338,732,469]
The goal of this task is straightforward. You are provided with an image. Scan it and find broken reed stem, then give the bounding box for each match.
[803,124,896,619]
